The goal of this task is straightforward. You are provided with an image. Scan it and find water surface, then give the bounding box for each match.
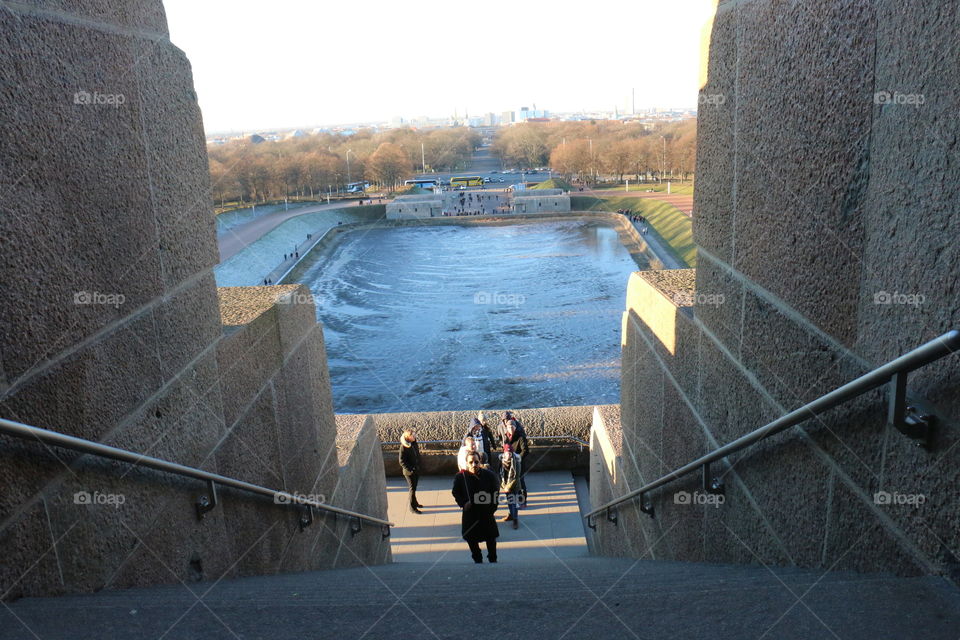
[294,219,645,413]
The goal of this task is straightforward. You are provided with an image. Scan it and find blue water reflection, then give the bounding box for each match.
[294,219,645,413]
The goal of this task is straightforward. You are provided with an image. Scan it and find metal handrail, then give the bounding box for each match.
[585,329,960,522]
[0,418,394,529]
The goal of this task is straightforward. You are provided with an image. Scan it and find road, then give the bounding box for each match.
[217,199,363,262]
[413,147,553,187]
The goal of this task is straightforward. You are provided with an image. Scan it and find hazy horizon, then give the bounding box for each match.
[162,0,716,134]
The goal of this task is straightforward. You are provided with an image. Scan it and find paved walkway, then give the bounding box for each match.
[387,471,588,563]
[217,200,363,262]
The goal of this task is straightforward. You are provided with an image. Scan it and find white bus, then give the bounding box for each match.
[404,179,439,190]
[346,181,370,193]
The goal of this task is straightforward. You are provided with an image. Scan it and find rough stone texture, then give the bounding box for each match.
[598,0,960,581]
[381,446,589,477]
[0,2,385,600]
[639,268,695,308]
[330,415,391,567]
[361,405,594,445]
[512,195,571,214]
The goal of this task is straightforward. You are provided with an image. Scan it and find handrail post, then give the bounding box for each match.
[606,506,618,525]
[638,494,654,518]
[196,480,218,520]
[299,505,314,531]
[350,517,363,537]
[888,371,935,448]
[702,462,725,495]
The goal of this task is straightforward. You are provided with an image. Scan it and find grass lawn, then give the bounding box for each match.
[570,195,696,267]
[594,182,695,196]
[532,178,574,191]
[647,182,694,195]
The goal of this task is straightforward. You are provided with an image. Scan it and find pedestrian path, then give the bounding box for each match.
[386,471,589,563]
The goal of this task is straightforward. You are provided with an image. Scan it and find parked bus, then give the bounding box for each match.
[346,181,370,193]
[404,179,439,190]
[450,176,484,188]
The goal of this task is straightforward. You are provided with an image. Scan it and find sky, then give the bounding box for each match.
[162,0,717,134]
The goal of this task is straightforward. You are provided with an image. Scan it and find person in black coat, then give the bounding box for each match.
[399,429,423,514]
[467,417,496,472]
[452,452,500,563]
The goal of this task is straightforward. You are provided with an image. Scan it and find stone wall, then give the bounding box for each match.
[512,195,571,214]
[331,415,392,567]
[386,194,443,220]
[0,1,386,600]
[592,0,960,579]
[367,405,595,444]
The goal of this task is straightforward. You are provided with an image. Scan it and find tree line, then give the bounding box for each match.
[492,119,697,182]
[207,127,481,206]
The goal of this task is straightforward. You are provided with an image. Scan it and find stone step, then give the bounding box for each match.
[3,557,958,639]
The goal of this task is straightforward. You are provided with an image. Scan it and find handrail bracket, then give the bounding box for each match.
[299,505,314,531]
[702,462,725,495]
[606,507,619,525]
[196,480,218,520]
[639,495,654,518]
[888,372,935,449]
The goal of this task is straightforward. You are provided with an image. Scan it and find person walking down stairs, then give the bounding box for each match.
[499,443,522,529]
[452,452,500,563]
[399,429,423,514]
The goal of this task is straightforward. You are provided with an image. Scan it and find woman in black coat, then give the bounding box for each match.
[399,429,423,514]
[452,452,500,563]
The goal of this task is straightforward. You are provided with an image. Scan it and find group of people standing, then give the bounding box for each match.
[397,410,531,564]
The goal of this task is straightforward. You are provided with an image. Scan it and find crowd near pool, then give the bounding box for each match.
[292,218,648,413]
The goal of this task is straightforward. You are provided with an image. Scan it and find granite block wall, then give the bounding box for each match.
[593,0,959,579]
[0,1,386,600]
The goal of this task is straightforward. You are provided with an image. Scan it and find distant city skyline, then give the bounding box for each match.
[162,0,716,133]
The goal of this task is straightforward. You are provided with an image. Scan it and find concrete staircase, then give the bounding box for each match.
[3,471,959,638]
[2,556,958,639]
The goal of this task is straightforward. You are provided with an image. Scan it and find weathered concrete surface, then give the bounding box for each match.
[330,415,391,567]
[512,194,571,214]
[0,2,386,600]
[364,405,596,445]
[382,445,590,477]
[603,0,960,577]
[386,472,588,562]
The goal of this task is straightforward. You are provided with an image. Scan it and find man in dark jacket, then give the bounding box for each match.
[468,417,496,472]
[399,429,423,514]
[500,419,530,508]
[452,452,500,563]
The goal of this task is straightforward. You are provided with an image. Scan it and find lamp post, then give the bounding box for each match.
[588,137,593,182]
[346,149,354,184]
[659,136,666,184]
